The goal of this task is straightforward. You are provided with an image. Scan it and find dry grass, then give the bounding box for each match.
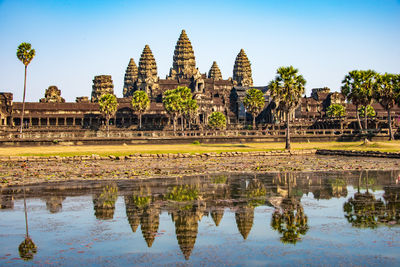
[0,141,399,157]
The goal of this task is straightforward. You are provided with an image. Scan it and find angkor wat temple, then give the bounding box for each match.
[1,30,399,133]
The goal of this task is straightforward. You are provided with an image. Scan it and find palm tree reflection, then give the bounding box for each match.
[19,167,37,261]
[270,173,308,244]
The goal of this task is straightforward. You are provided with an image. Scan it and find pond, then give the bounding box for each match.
[0,170,399,266]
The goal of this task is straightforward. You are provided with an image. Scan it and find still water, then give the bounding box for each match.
[0,170,399,266]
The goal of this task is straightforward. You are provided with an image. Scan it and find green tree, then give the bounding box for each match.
[16,43,35,134]
[163,89,184,132]
[243,88,265,129]
[177,86,197,130]
[131,90,150,129]
[183,98,198,130]
[357,105,376,119]
[163,86,196,132]
[326,104,346,117]
[98,94,118,136]
[342,70,377,130]
[373,73,400,140]
[268,66,306,150]
[208,111,226,130]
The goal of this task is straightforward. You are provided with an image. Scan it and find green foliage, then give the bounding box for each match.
[163,86,198,131]
[18,237,37,261]
[132,195,151,208]
[326,104,346,117]
[243,88,265,126]
[192,140,200,145]
[343,192,384,229]
[165,185,199,202]
[268,66,306,112]
[97,185,118,208]
[98,94,118,119]
[358,105,376,118]
[212,175,227,184]
[341,70,377,107]
[208,111,226,130]
[373,73,400,110]
[17,43,35,66]
[131,90,150,114]
[271,203,308,244]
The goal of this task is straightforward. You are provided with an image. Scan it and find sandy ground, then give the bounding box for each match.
[1,154,399,186]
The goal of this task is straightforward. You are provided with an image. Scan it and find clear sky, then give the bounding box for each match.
[0,0,399,102]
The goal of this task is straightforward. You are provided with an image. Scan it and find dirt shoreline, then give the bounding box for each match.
[1,154,399,187]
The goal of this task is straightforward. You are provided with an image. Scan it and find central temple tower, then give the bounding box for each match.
[169,30,199,80]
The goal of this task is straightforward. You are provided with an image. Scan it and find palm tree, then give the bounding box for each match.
[131,90,150,129]
[243,88,265,129]
[342,70,377,130]
[16,43,35,134]
[373,73,400,140]
[269,66,306,150]
[98,94,118,137]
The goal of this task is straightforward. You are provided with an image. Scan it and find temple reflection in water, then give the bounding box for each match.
[1,170,399,260]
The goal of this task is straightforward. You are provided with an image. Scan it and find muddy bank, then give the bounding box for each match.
[1,154,399,186]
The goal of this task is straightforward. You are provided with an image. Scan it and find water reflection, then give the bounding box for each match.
[270,173,308,244]
[344,171,400,228]
[93,184,118,220]
[0,170,399,261]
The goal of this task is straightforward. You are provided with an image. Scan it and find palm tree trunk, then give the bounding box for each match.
[106,116,110,137]
[20,66,27,134]
[388,108,393,141]
[285,110,291,150]
[355,104,362,130]
[173,114,177,132]
[252,114,256,130]
[139,113,142,129]
[181,116,184,131]
[23,185,29,237]
[364,105,368,130]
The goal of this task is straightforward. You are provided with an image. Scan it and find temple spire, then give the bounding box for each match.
[123,58,138,97]
[137,45,159,96]
[169,29,197,79]
[233,49,253,87]
[208,61,222,81]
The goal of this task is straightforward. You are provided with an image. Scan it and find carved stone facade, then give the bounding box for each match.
[233,49,253,87]
[39,86,65,103]
[91,75,115,102]
[123,58,138,97]
[0,93,13,126]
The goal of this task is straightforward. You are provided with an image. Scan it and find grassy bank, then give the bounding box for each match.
[0,141,399,157]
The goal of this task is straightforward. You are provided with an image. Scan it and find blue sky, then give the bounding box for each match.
[0,0,399,102]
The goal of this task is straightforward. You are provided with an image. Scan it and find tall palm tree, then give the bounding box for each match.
[16,43,35,134]
[269,66,306,150]
[131,90,150,129]
[341,70,377,130]
[98,94,118,137]
[373,73,400,140]
[243,88,265,129]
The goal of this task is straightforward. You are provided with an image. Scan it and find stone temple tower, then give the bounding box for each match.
[91,75,115,102]
[123,58,138,97]
[233,49,253,87]
[137,45,159,97]
[208,61,222,81]
[169,30,198,80]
